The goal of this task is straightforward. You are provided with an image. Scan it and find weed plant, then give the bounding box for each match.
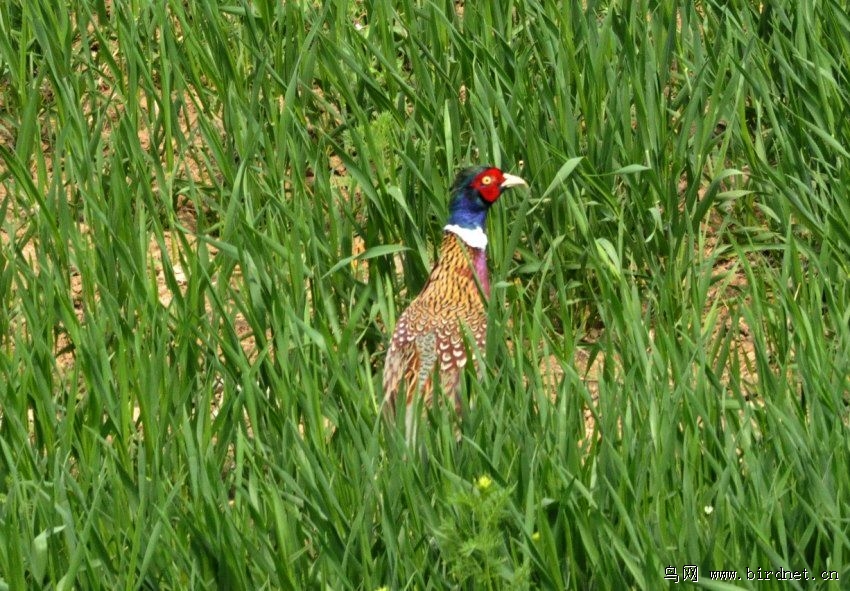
[1,0,848,588]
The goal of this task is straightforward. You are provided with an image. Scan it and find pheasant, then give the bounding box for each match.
[382,166,527,437]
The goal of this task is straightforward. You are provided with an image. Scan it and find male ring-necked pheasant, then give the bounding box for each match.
[382,166,527,434]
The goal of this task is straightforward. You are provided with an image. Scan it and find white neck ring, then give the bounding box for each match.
[444,224,488,249]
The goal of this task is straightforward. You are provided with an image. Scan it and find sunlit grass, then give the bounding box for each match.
[1,0,848,588]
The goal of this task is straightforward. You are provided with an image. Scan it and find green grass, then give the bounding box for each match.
[1,0,849,588]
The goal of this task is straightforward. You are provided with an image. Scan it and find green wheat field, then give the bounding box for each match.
[1,0,849,589]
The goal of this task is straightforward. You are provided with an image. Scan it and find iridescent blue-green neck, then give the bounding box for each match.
[445,166,491,231]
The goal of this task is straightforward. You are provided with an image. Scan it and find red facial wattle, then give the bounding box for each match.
[471,168,505,203]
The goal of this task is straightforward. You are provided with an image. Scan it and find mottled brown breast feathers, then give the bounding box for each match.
[382,232,488,415]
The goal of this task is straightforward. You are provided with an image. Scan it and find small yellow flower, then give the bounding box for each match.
[476,475,493,491]
[531,531,541,542]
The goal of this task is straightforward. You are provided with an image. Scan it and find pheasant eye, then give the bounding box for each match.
[480,175,493,186]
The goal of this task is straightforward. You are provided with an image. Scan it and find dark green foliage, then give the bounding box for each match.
[0,0,848,588]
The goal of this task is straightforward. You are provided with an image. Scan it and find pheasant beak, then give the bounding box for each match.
[500,173,528,189]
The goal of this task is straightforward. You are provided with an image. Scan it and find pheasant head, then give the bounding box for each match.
[443,166,528,250]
